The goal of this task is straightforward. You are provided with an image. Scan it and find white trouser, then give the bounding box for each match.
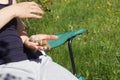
[0,52,78,80]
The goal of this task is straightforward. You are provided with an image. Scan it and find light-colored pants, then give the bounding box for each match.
[0,54,78,80]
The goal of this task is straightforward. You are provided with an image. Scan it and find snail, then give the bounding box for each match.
[29,35,50,49]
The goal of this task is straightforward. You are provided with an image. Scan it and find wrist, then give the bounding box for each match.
[8,5,17,18]
[4,5,16,18]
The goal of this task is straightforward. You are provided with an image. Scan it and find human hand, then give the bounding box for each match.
[24,34,58,51]
[9,2,44,18]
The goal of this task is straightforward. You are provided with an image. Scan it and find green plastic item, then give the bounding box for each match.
[48,28,86,49]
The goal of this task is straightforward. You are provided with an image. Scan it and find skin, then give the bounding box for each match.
[0,0,58,51]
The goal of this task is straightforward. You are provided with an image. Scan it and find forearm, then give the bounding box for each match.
[0,6,15,29]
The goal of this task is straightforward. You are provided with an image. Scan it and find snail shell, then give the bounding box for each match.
[29,35,50,49]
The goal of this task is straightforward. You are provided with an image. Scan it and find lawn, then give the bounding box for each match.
[18,0,120,80]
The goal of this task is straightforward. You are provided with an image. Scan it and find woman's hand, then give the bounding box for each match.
[9,2,44,18]
[24,34,58,51]
[0,1,44,29]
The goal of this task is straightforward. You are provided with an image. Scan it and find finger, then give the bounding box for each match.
[37,35,58,40]
[30,34,58,41]
[31,9,44,15]
[30,5,44,14]
[27,42,39,50]
[46,35,58,40]
[37,46,48,50]
[27,14,43,19]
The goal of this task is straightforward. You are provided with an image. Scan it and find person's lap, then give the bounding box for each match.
[0,55,78,80]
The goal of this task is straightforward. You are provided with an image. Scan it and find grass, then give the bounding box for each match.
[18,0,120,80]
